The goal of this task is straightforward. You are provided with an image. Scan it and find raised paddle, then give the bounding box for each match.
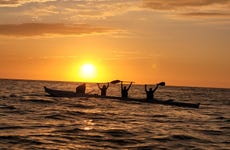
[110,80,134,84]
[158,82,166,86]
[110,80,121,84]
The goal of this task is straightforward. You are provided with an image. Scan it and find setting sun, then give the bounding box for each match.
[79,64,97,81]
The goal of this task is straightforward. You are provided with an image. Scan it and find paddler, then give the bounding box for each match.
[145,84,159,101]
[121,81,133,98]
[76,83,86,94]
[97,83,109,96]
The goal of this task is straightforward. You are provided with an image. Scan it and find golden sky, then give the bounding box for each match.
[0,0,229,88]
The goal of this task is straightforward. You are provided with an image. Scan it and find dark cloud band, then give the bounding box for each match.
[142,0,230,10]
[0,23,112,37]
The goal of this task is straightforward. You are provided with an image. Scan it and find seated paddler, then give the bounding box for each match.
[97,83,109,96]
[76,83,86,94]
[121,81,133,98]
[144,84,159,101]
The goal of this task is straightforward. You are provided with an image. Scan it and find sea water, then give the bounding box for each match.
[0,79,229,150]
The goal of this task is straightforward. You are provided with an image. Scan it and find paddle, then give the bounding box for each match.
[110,80,121,84]
[87,89,95,94]
[110,80,134,84]
[158,82,166,86]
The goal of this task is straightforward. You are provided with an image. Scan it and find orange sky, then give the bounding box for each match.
[0,0,229,88]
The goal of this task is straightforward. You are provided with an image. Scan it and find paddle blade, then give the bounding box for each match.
[158,82,165,86]
[110,80,121,84]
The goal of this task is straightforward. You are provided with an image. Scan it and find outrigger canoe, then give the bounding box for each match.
[44,86,200,109]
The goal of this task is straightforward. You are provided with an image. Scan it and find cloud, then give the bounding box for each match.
[142,0,230,10]
[0,0,54,7]
[0,0,140,24]
[182,12,230,17]
[142,0,230,18]
[0,23,114,37]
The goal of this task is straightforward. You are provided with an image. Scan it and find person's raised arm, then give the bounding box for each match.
[97,83,101,90]
[106,82,109,88]
[152,84,159,93]
[127,82,133,90]
[145,84,147,92]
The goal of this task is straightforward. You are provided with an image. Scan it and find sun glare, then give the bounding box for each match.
[79,64,97,81]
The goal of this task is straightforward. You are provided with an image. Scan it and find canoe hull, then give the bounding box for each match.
[44,87,200,108]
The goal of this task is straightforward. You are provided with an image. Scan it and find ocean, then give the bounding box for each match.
[0,79,229,150]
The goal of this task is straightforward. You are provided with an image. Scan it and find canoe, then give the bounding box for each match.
[44,86,200,108]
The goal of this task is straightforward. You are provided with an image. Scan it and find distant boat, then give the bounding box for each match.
[44,86,200,109]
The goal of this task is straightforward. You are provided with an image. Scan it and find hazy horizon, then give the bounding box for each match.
[1,77,229,89]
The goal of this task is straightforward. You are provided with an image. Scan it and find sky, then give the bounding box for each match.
[0,0,230,88]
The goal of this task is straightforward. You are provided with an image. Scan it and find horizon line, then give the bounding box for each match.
[0,77,229,89]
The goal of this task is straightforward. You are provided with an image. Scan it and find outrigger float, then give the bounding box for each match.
[44,86,200,109]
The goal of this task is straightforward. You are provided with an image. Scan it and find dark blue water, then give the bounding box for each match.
[0,79,229,149]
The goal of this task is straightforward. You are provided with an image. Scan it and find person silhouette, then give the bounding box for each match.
[97,83,109,96]
[145,84,159,101]
[121,81,133,98]
[76,83,86,94]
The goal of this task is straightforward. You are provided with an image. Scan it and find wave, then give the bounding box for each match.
[9,94,18,97]
[25,99,55,104]
[200,130,223,136]
[65,110,89,116]
[69,103,95,109]
[220,126,230,130]
[0,104,16,110]
[103,138,139,146]
[216,116,226,120]
[225,119,230,122]
[0,135,43,146]
[0,125,23,130]
[171,134,198,140]
[44,114,71,120]
[152,134,203,142]
[168,134,213,144]
[103,129,134,138]
[0,96,8,99]
[55,127,86,133]
[152,114,168,118]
